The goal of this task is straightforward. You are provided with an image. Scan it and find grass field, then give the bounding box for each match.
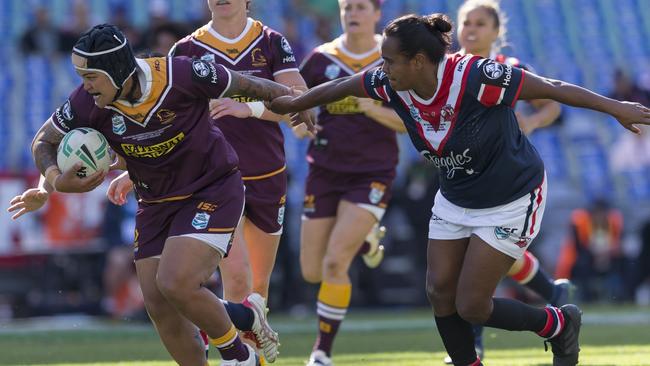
[1,307,649,366]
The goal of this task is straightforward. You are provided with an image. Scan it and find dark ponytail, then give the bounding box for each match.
[383,13,453,64]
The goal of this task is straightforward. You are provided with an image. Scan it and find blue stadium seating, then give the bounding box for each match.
[1,0,649,208]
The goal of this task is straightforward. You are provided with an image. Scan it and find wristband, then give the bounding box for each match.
[246,101,265,119]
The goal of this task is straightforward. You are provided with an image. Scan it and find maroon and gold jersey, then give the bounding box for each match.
[300,36,398,173]
[51,56,239,203]
[171,18,299,178]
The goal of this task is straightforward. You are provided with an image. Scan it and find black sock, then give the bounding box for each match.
[222,301,254,331]
[435,313,477,365]
[525,268,555,303]
[484,298,547,333]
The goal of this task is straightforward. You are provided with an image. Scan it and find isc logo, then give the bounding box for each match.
[494,226,518,240]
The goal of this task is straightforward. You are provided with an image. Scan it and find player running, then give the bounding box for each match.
[442,1,575,362]
[269,13,650,366]
[297,1,403,364]
[8,24,313,366]
[105,1,310,362]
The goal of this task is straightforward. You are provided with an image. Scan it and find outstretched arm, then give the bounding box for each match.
[6,175,51,220]
[519,72,650,133]
[223,71,315,131]
[211,71,310,123]
[224,71,292,102]
[270,73,368,115]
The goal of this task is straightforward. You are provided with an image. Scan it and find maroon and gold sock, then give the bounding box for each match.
[313,282,351,357]
[210,325,250,362]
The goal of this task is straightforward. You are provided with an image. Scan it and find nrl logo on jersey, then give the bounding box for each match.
[62,100,74,120]
[200,53,215,63]
[280,37,293,54]
[325,64,340,80]
[483,61,504,79]
[409,105,422,122]
[112,114,126,135]
[192,212,210,230]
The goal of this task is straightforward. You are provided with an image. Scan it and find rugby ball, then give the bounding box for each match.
[57,128,111,177]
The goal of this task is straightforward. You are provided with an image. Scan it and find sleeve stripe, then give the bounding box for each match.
[478,83,504,106]
[496,88,506,105]
[272,68,300,77]
[48,117,67,134]
[376,85,388,101]
[477,83,485,100]
[512,70,526,107]
[219,68,233,99]
[360,70,372,98]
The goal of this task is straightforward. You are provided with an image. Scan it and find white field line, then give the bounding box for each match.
[0,311,648,334]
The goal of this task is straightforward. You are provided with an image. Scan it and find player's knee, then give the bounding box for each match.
[300,251,323,283]
[425,271,455,311]
[455,295,491,324]
[141,295,164,320]
[322,255,348,278]
[301,266,322,284]
[156,270,189,304]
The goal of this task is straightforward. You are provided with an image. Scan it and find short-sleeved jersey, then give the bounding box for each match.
[170,18,299,178]
[495,53,544,116]
[300,36,398,173]
[363,53,544,209]
[51,56,239,203]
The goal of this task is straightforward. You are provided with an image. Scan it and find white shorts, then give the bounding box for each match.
[428,175,547,259]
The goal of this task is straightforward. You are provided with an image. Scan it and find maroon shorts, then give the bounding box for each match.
[303,165,395,220]
[242,169,287,234]
[133,171,245,260]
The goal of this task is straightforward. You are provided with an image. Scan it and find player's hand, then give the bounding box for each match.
[107,171,133,206]
[292,122,321,139]
[7,188,49,220]
[269,95,297,115]
[291,108,317,134]
[54,163,106,193]
[210,98,251,119]
[356,97,379,114]
[516,112,540,136]
[613,101,650,134]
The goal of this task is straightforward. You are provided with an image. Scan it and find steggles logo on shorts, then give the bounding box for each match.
[192,212,210,230]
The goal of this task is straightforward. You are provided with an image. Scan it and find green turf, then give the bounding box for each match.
[1,309,649,365]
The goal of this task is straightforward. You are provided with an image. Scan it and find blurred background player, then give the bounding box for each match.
[171,1,310,362]
[443,0,576,362]
[296,0,404,364]
[107,0,310,362]
[556,198,624,303]
[171,0,307,307]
